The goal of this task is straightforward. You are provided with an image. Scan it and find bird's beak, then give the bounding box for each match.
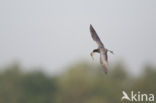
[90,52,94,60]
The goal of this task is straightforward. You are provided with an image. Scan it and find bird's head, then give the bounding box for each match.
[90,49,100,60]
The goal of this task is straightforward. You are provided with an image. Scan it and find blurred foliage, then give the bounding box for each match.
[0,62,156,103]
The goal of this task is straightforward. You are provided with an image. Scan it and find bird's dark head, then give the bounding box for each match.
[90,49,100,60]
[93,49,100,53]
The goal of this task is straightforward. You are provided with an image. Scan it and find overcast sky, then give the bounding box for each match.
[0,0,156,75]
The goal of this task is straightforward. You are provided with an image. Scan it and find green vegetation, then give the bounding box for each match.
[0,62,156,103]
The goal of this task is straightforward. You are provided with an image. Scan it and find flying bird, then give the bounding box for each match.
[90,24,113,74]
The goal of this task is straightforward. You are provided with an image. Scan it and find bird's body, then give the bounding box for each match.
[89,24,113,74]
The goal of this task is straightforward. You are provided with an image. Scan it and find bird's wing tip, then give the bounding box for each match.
[90,24,94,31]
[90,24,93,28]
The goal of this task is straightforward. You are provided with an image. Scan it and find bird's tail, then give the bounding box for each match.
[101,63,108,74]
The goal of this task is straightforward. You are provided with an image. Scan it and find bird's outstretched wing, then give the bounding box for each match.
[90,24,104,48]
[100,52,108,74]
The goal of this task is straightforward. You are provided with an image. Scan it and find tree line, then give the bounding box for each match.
[0,62,155,103]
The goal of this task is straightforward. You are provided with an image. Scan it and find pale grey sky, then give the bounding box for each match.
[0,0,156,75]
